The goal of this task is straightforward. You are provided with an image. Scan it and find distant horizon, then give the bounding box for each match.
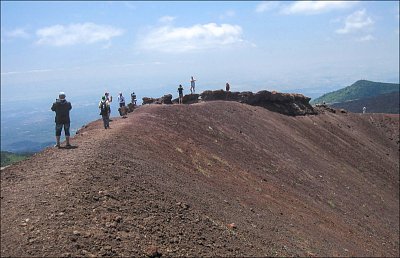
[1,77,398,105]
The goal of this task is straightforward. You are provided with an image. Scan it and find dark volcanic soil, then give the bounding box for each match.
[1,101,399,257]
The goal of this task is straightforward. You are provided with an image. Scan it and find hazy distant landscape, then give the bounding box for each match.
[1,80,399,154]
[0,82,342,154]
[1,96,100,152]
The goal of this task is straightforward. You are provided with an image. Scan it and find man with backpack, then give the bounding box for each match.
[51,92,72,148]
[99,96,111,129]
[104,92,112,120]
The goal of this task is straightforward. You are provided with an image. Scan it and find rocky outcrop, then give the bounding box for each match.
[200,90,316,116]
[127,103,136,112]
[172,94,201,104]
[118,106,129,117]
[143,90,316,116]
[313,103,348,114]
[142,94,172,105]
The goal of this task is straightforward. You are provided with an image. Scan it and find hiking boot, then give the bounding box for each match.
[54,144,60,148]
[66,144,72,148]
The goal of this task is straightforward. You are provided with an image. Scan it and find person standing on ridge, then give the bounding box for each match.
[99,96,111,129]
[226,82,230,92]
[190,76,196,94]
[178,84,184,104]
[131,91,137,105]
[363,106,366,114]
[51,92,72,148]
[118,92,125,107]
[105,91,112,120]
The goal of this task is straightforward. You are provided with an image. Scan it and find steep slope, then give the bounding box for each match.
[1,101,399,257]
[311,80,399,104]
[331,91,400,114]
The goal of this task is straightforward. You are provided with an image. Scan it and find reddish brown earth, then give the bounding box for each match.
[1,101,399,257]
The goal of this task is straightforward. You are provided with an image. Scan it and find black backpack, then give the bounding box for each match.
[100,101,109,115]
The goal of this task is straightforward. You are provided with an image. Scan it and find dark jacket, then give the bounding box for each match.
[51,99,72,123]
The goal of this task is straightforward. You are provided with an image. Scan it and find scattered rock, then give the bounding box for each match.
[227,223,237,229]
[145,245,162,258]
[114,216,122,223]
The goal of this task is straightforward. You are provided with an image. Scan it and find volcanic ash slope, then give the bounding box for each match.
[1,101,399,257]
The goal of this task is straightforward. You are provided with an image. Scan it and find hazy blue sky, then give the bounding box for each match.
[1,1,399,102]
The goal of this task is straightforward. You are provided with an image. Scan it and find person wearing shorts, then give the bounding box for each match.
[178,84,184,104]
[51,92,72,148]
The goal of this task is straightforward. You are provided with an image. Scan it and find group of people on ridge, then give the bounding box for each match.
[51,76,231,147]
[177,76,230,104]
[98,91,137,129]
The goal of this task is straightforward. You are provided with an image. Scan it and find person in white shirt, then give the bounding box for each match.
[118,92,126,107]
[190,76,196,94]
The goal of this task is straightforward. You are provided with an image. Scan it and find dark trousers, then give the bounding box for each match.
[102,115,110,129]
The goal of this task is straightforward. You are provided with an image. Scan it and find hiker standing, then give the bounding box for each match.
[118,92,125,107]
[226,82,230,92]
[105,92,112,119]
[190,76,196,94]
[363,106,366,114]
[131,91,137,105]
[51,92,72,148]
[178,84,184,104]
[99,96,111,129]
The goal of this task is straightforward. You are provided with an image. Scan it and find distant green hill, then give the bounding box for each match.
[331,91,399,114]
[1,151,31,167]
[311,80,399,104]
